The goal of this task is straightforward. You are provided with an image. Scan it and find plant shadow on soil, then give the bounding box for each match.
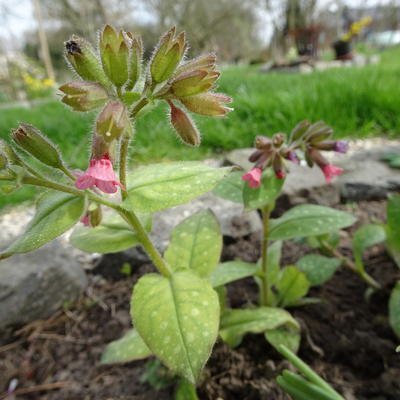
[0,201,400,400]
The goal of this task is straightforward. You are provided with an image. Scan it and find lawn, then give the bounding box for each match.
[1,46,400,208]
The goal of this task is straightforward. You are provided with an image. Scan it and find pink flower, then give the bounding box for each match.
[80,213,90,226]
[75,155,125,194]
[242,167,262,188]
[322,164,343,184]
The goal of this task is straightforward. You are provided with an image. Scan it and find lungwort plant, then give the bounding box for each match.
[0,25,234,386]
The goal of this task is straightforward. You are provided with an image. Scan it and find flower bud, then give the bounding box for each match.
[125,32,143,91]
[96,102,131,142]
[171,69,220,97]
[151,27,187,84]
[59,81,108,111]
[0,140,21,166]
[82,204,102,227]
[179,92,232,116]
[273,155,285,179]
[168,101,200,146]
[11,124,64,169]
[0,151,7,170]
[305,121,333,143]
[290,120,310,141]
[65,35,111,89]
[272,133,285,148]
[176,53,216,76]
[99,25,129,88]
[255,136,272,150]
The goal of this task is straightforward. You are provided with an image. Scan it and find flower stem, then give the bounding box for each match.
[261,204,271,306]
[320,240,381,290]
[119,134,130,200]
[117,206,172,277]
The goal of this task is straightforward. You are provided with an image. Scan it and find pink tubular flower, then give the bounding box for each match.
[322,164,344,184]
[75,155,125,194]
[242,167,262,188]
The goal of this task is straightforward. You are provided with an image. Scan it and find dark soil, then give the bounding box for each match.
[1,201,400,400]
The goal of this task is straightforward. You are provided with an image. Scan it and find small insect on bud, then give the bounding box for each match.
[151,27,187,84]
[179,92,232,117]
[65,35,111,89]
[59,81,108,111]
[168,100,200,146]
[11,124,64,169]
[171,69,220,98]
[99,25,130,88]
[96,102,131,142]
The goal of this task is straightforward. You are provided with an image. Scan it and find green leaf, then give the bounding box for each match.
[387,195,400,268]
[164,210,222,277]
[70,212,151,254]
[297,254,341,286]
[131,270,220,383]
[269,205,356,240]
[0,191,85,258]
[209,261,259,287]
[243,169,285,211]
[265,327,301,353]
[389,282,400,339]
[352,224,386,274]
[213,171,244,203]
[219,307,299,348]
[101,329,152,364]
[123,162,232,213]
[175,379,199,400]
[276,266,311,307]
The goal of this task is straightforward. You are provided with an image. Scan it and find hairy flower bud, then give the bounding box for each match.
[11,123,64,169]
[96,102,131,142]
[179,92,232,116]
[99,25,129,88]
[81,203,102,227]
[0,151,7,170]
[255,136,272,150]
[125,32,143,91]
[272,133,285,148]
[305,121,333,143]
[0,140,21,166]
[290,120,310,142]
[65,35,111,89]
[168,100,200,146]
[175,53,216,76]
[150,27,187,84]
[171,69,220,98]
[59,81,108,111]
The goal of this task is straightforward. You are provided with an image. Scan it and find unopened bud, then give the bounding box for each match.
[99,25,129,88]
[179,92,232,117]
[272,133,285,148]
[59,81,108,111]
[65,35,111,89]
[151,27,187,84]
[11,124,64,169]
[125,32,143,91]
[176,53,216,76]
[290,120,310,141]
[0,151,7,170]
[83,203,102,227]
[168,101,200,146]
[273,155,285,179]
[96,102,131,142]
[0,140,22,166]
[171,69,220,97]
[306,122,333,143]
[255,136,272,150]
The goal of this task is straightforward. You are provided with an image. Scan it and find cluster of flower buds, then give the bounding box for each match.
[58,25,232,199]
[242,121,348,189]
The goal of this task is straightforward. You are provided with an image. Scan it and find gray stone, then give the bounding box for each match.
[151,192,262,252]
[0,240,87,343]
[337,158,400,202]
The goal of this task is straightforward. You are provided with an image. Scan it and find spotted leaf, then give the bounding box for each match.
[131,271,220,383]
[123,162,232,213]
[164,210,222,277]
[269,205,356,240]
[101,329,152,364]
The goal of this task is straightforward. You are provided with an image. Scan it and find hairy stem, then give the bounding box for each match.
[261,204,271,306]
[119,135,130,200]
[117,206,172,277]
[320,240,381,290]
[130,97,149,118]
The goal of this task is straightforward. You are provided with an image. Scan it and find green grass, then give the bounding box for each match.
[1,46,400,208]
